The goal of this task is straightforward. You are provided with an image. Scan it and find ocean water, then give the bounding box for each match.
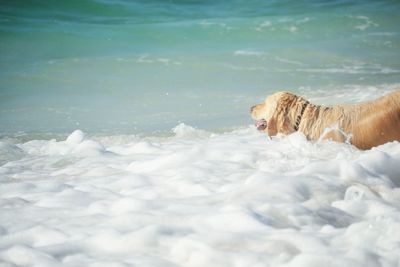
[1,0,399,136]
[1,1,400,267]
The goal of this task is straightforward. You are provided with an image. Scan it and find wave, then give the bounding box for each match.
[1,124,400,266]
[294,67,400,74]
[233,50,266,57]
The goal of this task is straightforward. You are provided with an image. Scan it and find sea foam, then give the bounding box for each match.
[0,124,399,266]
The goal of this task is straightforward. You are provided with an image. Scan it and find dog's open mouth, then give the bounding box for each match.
[255,119,267,131]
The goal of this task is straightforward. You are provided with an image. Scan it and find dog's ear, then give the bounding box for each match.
[268,111,290,137]
[267,96,294,137]
[267,115,277,137]
[277,111,293,134]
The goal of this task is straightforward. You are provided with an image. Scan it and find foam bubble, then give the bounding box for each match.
[66,130,85,144]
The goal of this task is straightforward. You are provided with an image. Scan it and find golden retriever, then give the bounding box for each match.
[251,91,400,150]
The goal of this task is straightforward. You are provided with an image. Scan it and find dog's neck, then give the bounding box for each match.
[294,101,336,141]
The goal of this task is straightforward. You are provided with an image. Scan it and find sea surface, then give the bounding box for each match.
[0,0,399,137]
[1,1,400,267]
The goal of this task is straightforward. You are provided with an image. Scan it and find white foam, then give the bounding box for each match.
[136,54,182,65]
[299,84,400,105]
[275,56,305,66]
[233,50,265,57]
[295,66,400,75]
[351,15,379,31]
[0,125,400,266]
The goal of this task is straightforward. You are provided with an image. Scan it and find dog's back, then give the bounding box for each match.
[348,91,400,149]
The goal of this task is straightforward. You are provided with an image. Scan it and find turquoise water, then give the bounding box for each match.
[1,0,399,137]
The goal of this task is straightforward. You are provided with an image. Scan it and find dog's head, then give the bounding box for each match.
[251,91,305,137]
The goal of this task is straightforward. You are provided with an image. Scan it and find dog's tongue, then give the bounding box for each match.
[255,119,267,130]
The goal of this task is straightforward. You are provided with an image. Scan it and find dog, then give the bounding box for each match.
[251,91,400,150]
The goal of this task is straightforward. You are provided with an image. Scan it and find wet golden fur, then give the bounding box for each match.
[251,91,400,150]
